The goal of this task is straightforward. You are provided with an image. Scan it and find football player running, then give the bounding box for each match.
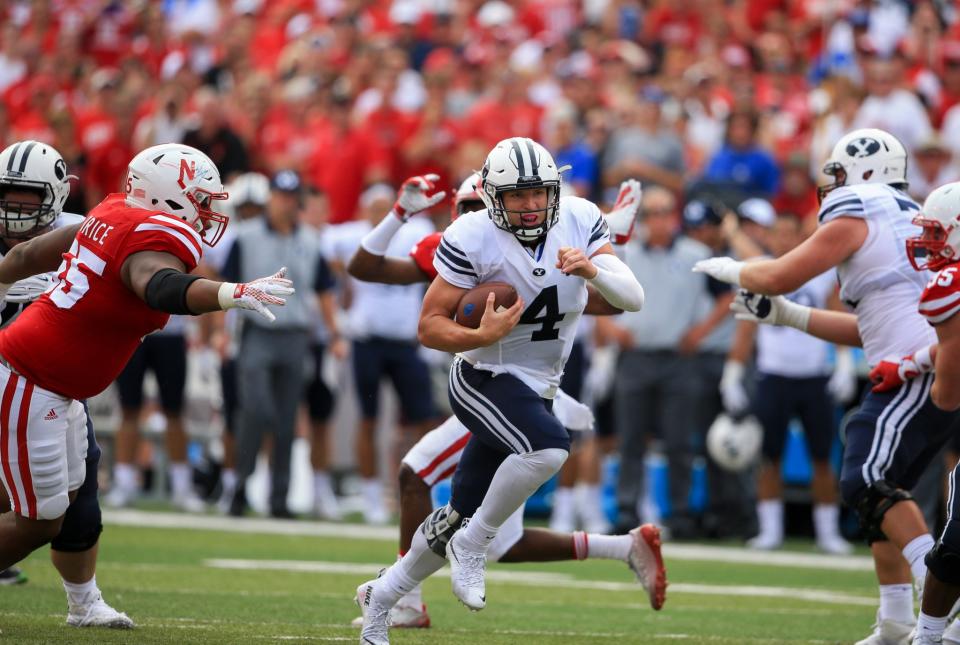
[0,143,292,600]
[348,173,655,630]
[867,182,960,644]
[694,128,960,645]
[357,137,650,645]
[0,140,132,627]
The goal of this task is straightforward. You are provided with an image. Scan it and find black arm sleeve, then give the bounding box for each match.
[144,268,203,315]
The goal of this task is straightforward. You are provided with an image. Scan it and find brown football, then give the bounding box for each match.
[456,282,519,329]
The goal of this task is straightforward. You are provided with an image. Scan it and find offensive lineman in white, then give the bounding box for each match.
[694,128,960,645]
[356,138,651,644]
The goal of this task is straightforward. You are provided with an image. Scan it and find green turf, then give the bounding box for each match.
[0,521,885,644]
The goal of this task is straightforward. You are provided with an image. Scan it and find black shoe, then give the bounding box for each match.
[0,567,27,585]
[228,487,247,517]
[270,507,296,520]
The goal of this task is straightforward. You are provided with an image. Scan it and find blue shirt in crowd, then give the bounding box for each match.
[703,145,781,197]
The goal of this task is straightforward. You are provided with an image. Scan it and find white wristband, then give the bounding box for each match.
[360,211,404,255]
[721,360,744,386]
[588,253,644,312]
[218,282,239,311]
[914,344,934,373]
[779,299,811,332]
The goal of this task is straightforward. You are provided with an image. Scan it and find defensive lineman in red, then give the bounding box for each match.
[0,143,293,570]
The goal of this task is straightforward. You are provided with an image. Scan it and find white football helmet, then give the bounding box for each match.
[706,414,762,472]
[818,128,908,202]
[0,140,72,238]
[479,137,563,242]
[907,181,960,271]
[124,143,229,246]
[452,172,484,221]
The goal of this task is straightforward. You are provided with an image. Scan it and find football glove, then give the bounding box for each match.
[826,347,857,404]
[692,256,744,286]
[869,345,934,393]
[5,273,53,303]
[606,179,642,245]
[719,360,749,415]
[730,289,811,331]
[217,267,295,323]
[393,174,447,220]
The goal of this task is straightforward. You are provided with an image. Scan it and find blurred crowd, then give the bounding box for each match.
[7,0,960,545]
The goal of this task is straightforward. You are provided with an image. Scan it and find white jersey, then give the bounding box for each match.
[325,217,433,342]
[434,196,611,398]
[818,184,935,366]
[757,271,836,378]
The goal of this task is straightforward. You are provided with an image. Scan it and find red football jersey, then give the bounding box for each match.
[409,231,441,282]
[0,194,202,399]
[919,264,960,325]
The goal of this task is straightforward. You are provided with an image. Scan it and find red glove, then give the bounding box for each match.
[410,232,441,280]
[393,174,446,220]
[868,361,903,393]
[869,348,932,393]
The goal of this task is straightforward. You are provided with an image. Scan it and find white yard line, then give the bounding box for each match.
[204,558,876,607]
[105,509,874,572]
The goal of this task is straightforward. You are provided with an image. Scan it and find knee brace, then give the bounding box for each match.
[29,439,69,520]
[422,503,464,558]
[51,467,102,552]
[855,480,914,544]
[925,541,960,586]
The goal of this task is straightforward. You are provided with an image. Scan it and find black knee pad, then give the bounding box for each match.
[854,480,913,544]
[421,503,464,558]
[51,460,102,553]
[926,541,960,586]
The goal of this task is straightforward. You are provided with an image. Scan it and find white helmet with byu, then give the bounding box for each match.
[818,128,908,202]
[0,140,72,238]
[907,181,960,271]
[479,137,563,242]
[125,143,229,246]
[706,413,762,472]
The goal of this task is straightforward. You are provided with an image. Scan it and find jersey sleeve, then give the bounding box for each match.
[433,220,479,289]
[119,213,203,272]
[919,268,960,324]
[817,186,866,224]
[410,232,441,281]
[584,200,611,256]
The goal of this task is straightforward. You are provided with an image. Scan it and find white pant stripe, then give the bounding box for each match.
[454,360,532,453]
[448,361,525,453]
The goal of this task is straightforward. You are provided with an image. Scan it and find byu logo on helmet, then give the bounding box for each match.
[846,137,881,159]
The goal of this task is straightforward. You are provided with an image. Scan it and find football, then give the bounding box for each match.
[456,282,518,329]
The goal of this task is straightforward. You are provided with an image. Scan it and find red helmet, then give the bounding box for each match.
[451,172,484,221]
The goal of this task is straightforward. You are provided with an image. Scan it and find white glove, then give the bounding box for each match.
[393,174,447,220]
[826,347,857,404]
[5,273,53,303]
[584,344,618,402]
[730,289,811,331]
[692,256,744,286]
[606,179,642,245]
[719,360,749,415]
[217,267,295,323]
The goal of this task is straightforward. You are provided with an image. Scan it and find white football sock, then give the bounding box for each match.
[552,487,574,517]
[63,575,98,608]
[374,526,445,607]
[812,504,842,540]
[113,463,138,492]
[458,448,568,553]
[583,532,632,561]
[170,462,191,497]
[755,499,783,542]
[576,483,607,523]
[917,611,948,636]
[903,534,934,585]
[879,584,915,623]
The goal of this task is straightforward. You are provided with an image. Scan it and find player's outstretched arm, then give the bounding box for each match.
[348,174,445,285]
[418,276,523,352]
[693,217,867,295]
[0,223,81,286]
[732,289,862,346]
[122,251,293,322]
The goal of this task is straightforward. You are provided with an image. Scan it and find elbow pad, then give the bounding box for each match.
[144,268,202,315]
[588,253,644,312]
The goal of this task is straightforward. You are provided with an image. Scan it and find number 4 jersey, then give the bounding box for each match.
[434,196,610,398]
[0,193,202,400]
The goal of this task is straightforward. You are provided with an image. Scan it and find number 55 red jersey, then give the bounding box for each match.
[0,194,202,400]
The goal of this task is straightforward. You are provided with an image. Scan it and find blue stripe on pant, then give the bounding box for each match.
[840,373,959,508]
[447,357,570,518]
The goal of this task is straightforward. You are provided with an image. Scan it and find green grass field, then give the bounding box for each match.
[0,512,885,644]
